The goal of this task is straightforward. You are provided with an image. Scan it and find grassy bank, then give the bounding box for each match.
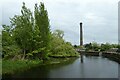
[0,59,2,75]
[2,59,43,75]
[2,56,79,75]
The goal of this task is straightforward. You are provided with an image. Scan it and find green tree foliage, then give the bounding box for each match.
[84,42,119,52]
[0,33,2,57]
[84,42,100,51]
[2,2,78,60]
[84,43,92,51]
[2,25,21,59]
[2,25,12,57]
[91,42,100,51]
[53,29,64,38]
[50,30,79,57]
[10,2,34,59]
[2,2,51,60]
[117,45,120,52]
[34,2,51,59]
[100,43,112,51]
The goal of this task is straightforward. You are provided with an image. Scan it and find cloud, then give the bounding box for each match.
[1,0,119,44]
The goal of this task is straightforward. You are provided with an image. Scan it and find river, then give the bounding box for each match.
[11,56,119,78]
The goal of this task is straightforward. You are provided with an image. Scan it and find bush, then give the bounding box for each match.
[49,30,79,57]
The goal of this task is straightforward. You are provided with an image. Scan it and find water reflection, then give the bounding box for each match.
[5,56,119,78]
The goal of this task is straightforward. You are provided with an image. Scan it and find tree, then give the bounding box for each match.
[9,2,51,60]
[117,44,120,52]
[74,45,77,48]
[91,42,100,51]
[100,43,112,51]
[2,25,12,57]
[2,25,21,59]
[0,33,1,58]
[49,29,79,57]
[53,29,64,38]
[34,2,51,59]
[84,42,100,51]
[84,43,92,51]
[2,2,78,60]
[10,2,34,59]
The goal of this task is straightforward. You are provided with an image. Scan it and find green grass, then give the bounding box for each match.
[2,52,79,75]
[2,59,42,75]
[2,56,78,75]
[0,59,2,75]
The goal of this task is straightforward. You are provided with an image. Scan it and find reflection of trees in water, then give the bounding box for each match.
[46,58,78,69]
[12,65,50,78]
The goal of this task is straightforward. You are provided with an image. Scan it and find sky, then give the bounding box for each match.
[1,0,119,45]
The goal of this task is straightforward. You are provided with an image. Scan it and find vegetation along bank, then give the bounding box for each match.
[2,2,79,75]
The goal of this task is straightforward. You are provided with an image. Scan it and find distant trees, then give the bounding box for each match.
[84,42,119,51]
[100,43,111,51]
[84,42,100,51]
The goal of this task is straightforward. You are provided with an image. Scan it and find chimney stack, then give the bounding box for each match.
[80,22,83,46]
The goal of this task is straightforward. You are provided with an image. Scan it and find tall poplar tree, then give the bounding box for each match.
[34,2,51,59]
[9,2,51,60]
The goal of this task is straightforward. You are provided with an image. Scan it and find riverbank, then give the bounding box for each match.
[81,51,120,64]
[3,56,118,78]
[102,52,120,64]
[0,59,1,76]
[84,51,99,56]
[2,59,42,75]
[2,56,78,76]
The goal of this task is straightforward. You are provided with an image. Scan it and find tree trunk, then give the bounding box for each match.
[22,49,26,60]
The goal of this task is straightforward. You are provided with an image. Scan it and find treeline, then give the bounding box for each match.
[74,42,120,51]
[2,2,78,60]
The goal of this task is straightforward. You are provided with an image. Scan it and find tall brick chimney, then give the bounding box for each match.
[80,22,83,46]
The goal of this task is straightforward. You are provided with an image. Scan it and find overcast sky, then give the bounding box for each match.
[1,0,119,45]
